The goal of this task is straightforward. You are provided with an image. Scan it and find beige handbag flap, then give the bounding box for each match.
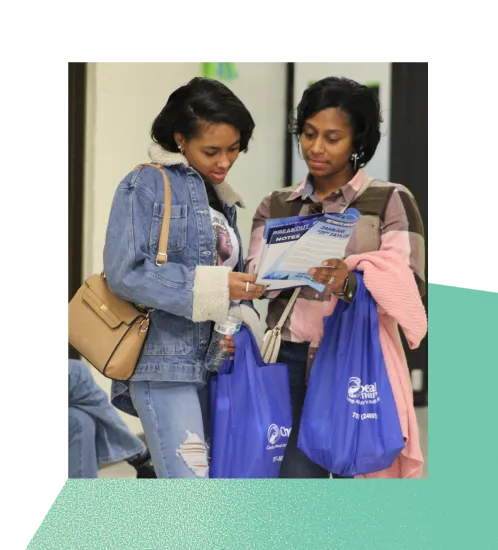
[83,275,143,328]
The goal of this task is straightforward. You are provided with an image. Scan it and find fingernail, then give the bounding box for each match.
[321,261,329,266]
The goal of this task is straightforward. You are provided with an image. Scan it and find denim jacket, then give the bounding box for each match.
[105,144,261,415]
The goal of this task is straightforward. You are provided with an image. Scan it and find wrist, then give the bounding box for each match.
[335,272,357,303]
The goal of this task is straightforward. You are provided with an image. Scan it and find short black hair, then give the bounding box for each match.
[151,77,255,153]
[290,76,382,168]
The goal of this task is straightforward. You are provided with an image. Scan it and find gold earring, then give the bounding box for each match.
[177,143,185,155]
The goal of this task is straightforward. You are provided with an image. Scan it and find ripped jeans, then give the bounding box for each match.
[129,381,210,478]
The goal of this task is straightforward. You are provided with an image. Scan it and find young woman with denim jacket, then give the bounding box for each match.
[104,77,266,478]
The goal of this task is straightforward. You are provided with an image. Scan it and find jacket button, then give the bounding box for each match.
[202,251,212,256]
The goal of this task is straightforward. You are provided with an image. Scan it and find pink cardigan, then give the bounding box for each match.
[328,250,428,478]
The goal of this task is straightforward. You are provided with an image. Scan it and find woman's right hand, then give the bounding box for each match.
[229,273,266,301]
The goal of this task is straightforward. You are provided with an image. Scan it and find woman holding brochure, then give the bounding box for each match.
[246,76,426,478]
[104,77,265,478]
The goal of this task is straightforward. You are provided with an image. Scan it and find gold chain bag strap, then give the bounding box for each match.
[68,163,172,380]
[260,177,374,364]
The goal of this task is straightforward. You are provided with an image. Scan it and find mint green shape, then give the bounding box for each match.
[28,284,498,549]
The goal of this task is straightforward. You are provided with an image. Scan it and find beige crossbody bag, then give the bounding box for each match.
[68,163,171,381]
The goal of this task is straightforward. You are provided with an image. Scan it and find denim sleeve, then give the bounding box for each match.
[103,179,230,322]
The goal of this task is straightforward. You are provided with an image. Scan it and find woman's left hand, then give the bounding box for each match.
[221,335,236,359]
[308,259,349,293]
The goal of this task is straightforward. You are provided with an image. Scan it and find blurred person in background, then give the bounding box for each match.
[68,359,155,478]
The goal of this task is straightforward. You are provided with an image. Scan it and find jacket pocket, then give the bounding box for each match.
[149,203,188,253]
[143,310,194,356]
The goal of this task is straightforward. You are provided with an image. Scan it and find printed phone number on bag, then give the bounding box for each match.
[352,412,378,420]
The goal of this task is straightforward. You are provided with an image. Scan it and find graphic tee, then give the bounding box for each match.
[210,207,239,269]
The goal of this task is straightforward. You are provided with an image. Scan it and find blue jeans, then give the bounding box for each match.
[277,341,351,479]
[129,380,210,478]
[68,360,145,478]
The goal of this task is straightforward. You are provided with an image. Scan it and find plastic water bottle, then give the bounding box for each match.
[205,312,242,372]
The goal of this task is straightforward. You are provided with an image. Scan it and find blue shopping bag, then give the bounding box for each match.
[297,272,405,477]
[210,325,292,478]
